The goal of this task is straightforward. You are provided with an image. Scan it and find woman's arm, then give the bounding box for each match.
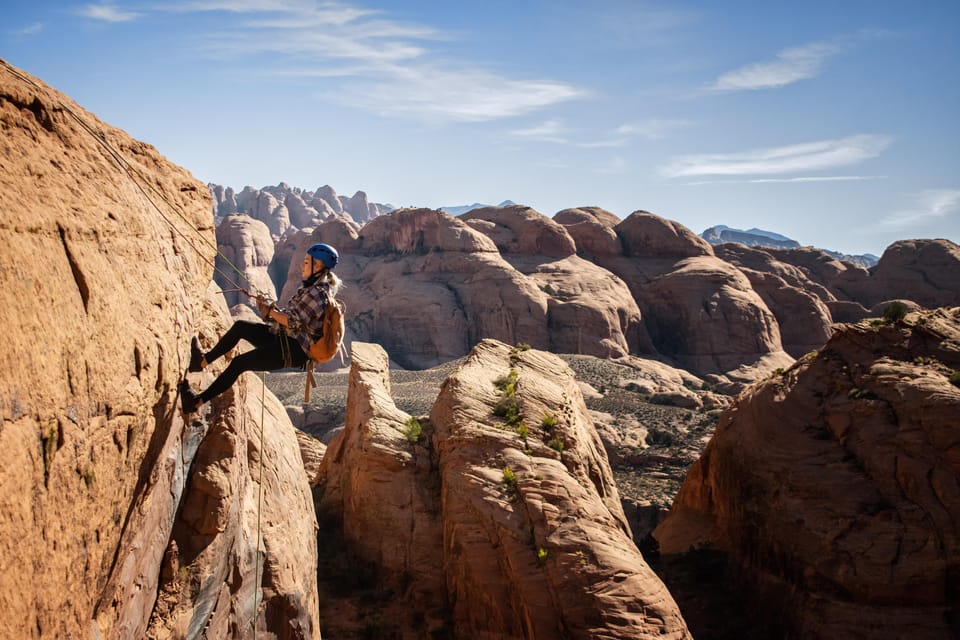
[256,296,290,328]
[266,306,290,328]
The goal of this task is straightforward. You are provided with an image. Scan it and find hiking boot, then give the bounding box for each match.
[188,337,205,372]
[179,380,201,414]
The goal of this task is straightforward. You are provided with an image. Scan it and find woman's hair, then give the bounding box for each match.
[316,269,343,297]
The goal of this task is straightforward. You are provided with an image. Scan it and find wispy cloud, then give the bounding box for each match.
[160,1,584,122]
[662,134,893,178]
[681,175,884,186]
[710,40,841,91]
[78,4,143,22]
[343,68,584,122]
[13,22,44,36]
[510,119,569,143]
[878,189,960,230]
[709,30,898,92]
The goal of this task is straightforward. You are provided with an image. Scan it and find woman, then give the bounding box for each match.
[180,242,342,413]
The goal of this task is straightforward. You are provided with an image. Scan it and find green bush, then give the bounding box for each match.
[949,370,960,387]
[883,301,908,323]
[402,417,422,444]
[536,547,548,565]
[516,422,528,440]
[494,369,523,427]
[502,466,518,491]
[547,437,565,454]
[540,413,558,431]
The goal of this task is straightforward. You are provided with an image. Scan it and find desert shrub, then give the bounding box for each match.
[516,422,528,440]
[402,417,422,444]
[493,369,522,426]
[645,428,676,447]
[547,437,565,454]
[494,369,518,395]
[536,547,548,565]
[650,393,674,406]
[950,370,960,387]
[883,301,908,323]
[540,413,558,431]
[502,466,518,491]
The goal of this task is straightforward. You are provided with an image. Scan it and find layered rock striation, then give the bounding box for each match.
[654,307,960,639]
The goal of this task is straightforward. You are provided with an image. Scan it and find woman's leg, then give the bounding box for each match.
[204,320,275,364]
[197,333,308,404]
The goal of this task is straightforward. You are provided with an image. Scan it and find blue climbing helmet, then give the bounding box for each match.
[306,243,339,270]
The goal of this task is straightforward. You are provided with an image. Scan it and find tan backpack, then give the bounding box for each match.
[304,297,345,403]
[308,298,345,363]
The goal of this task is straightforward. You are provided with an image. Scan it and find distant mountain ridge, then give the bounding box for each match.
[440,200,517,216]
[702,224,879,268]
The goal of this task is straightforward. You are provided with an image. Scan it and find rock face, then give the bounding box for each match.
[864,239,960,309]
[147,370,320,640]
[464,205,655,357]
[211,182,390,231]
[564,211,792,380]
[0,60,318,639]
[654,307,960,639]
[215,213,277,308]
[317,339,692,639]
[714,243,833,357]
[554,206,623,258]
[292,208,548,370]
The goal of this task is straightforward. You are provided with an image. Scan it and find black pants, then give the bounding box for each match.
[199,320,308,403]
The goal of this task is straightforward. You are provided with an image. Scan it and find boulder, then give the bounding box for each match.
[461,204,577,258]
[553,206,623,258]
[655,307,960,639]
[616,210,713,260]
[641,256,792,375]
[865,239,960,309]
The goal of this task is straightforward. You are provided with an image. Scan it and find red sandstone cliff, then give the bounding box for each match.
[317,340,693,638]
[654,306,960,639]
[0,59,319,639]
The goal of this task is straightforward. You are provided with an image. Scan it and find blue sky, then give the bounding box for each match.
[3,1,958,256]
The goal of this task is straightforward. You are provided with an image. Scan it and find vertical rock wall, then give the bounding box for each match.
[0,60,319,639]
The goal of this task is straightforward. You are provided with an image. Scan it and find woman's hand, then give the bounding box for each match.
[256,295,274,319]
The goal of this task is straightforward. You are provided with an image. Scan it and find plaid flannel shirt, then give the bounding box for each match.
[282,281,330,355]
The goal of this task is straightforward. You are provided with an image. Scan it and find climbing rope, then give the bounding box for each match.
[252,372,268,638]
